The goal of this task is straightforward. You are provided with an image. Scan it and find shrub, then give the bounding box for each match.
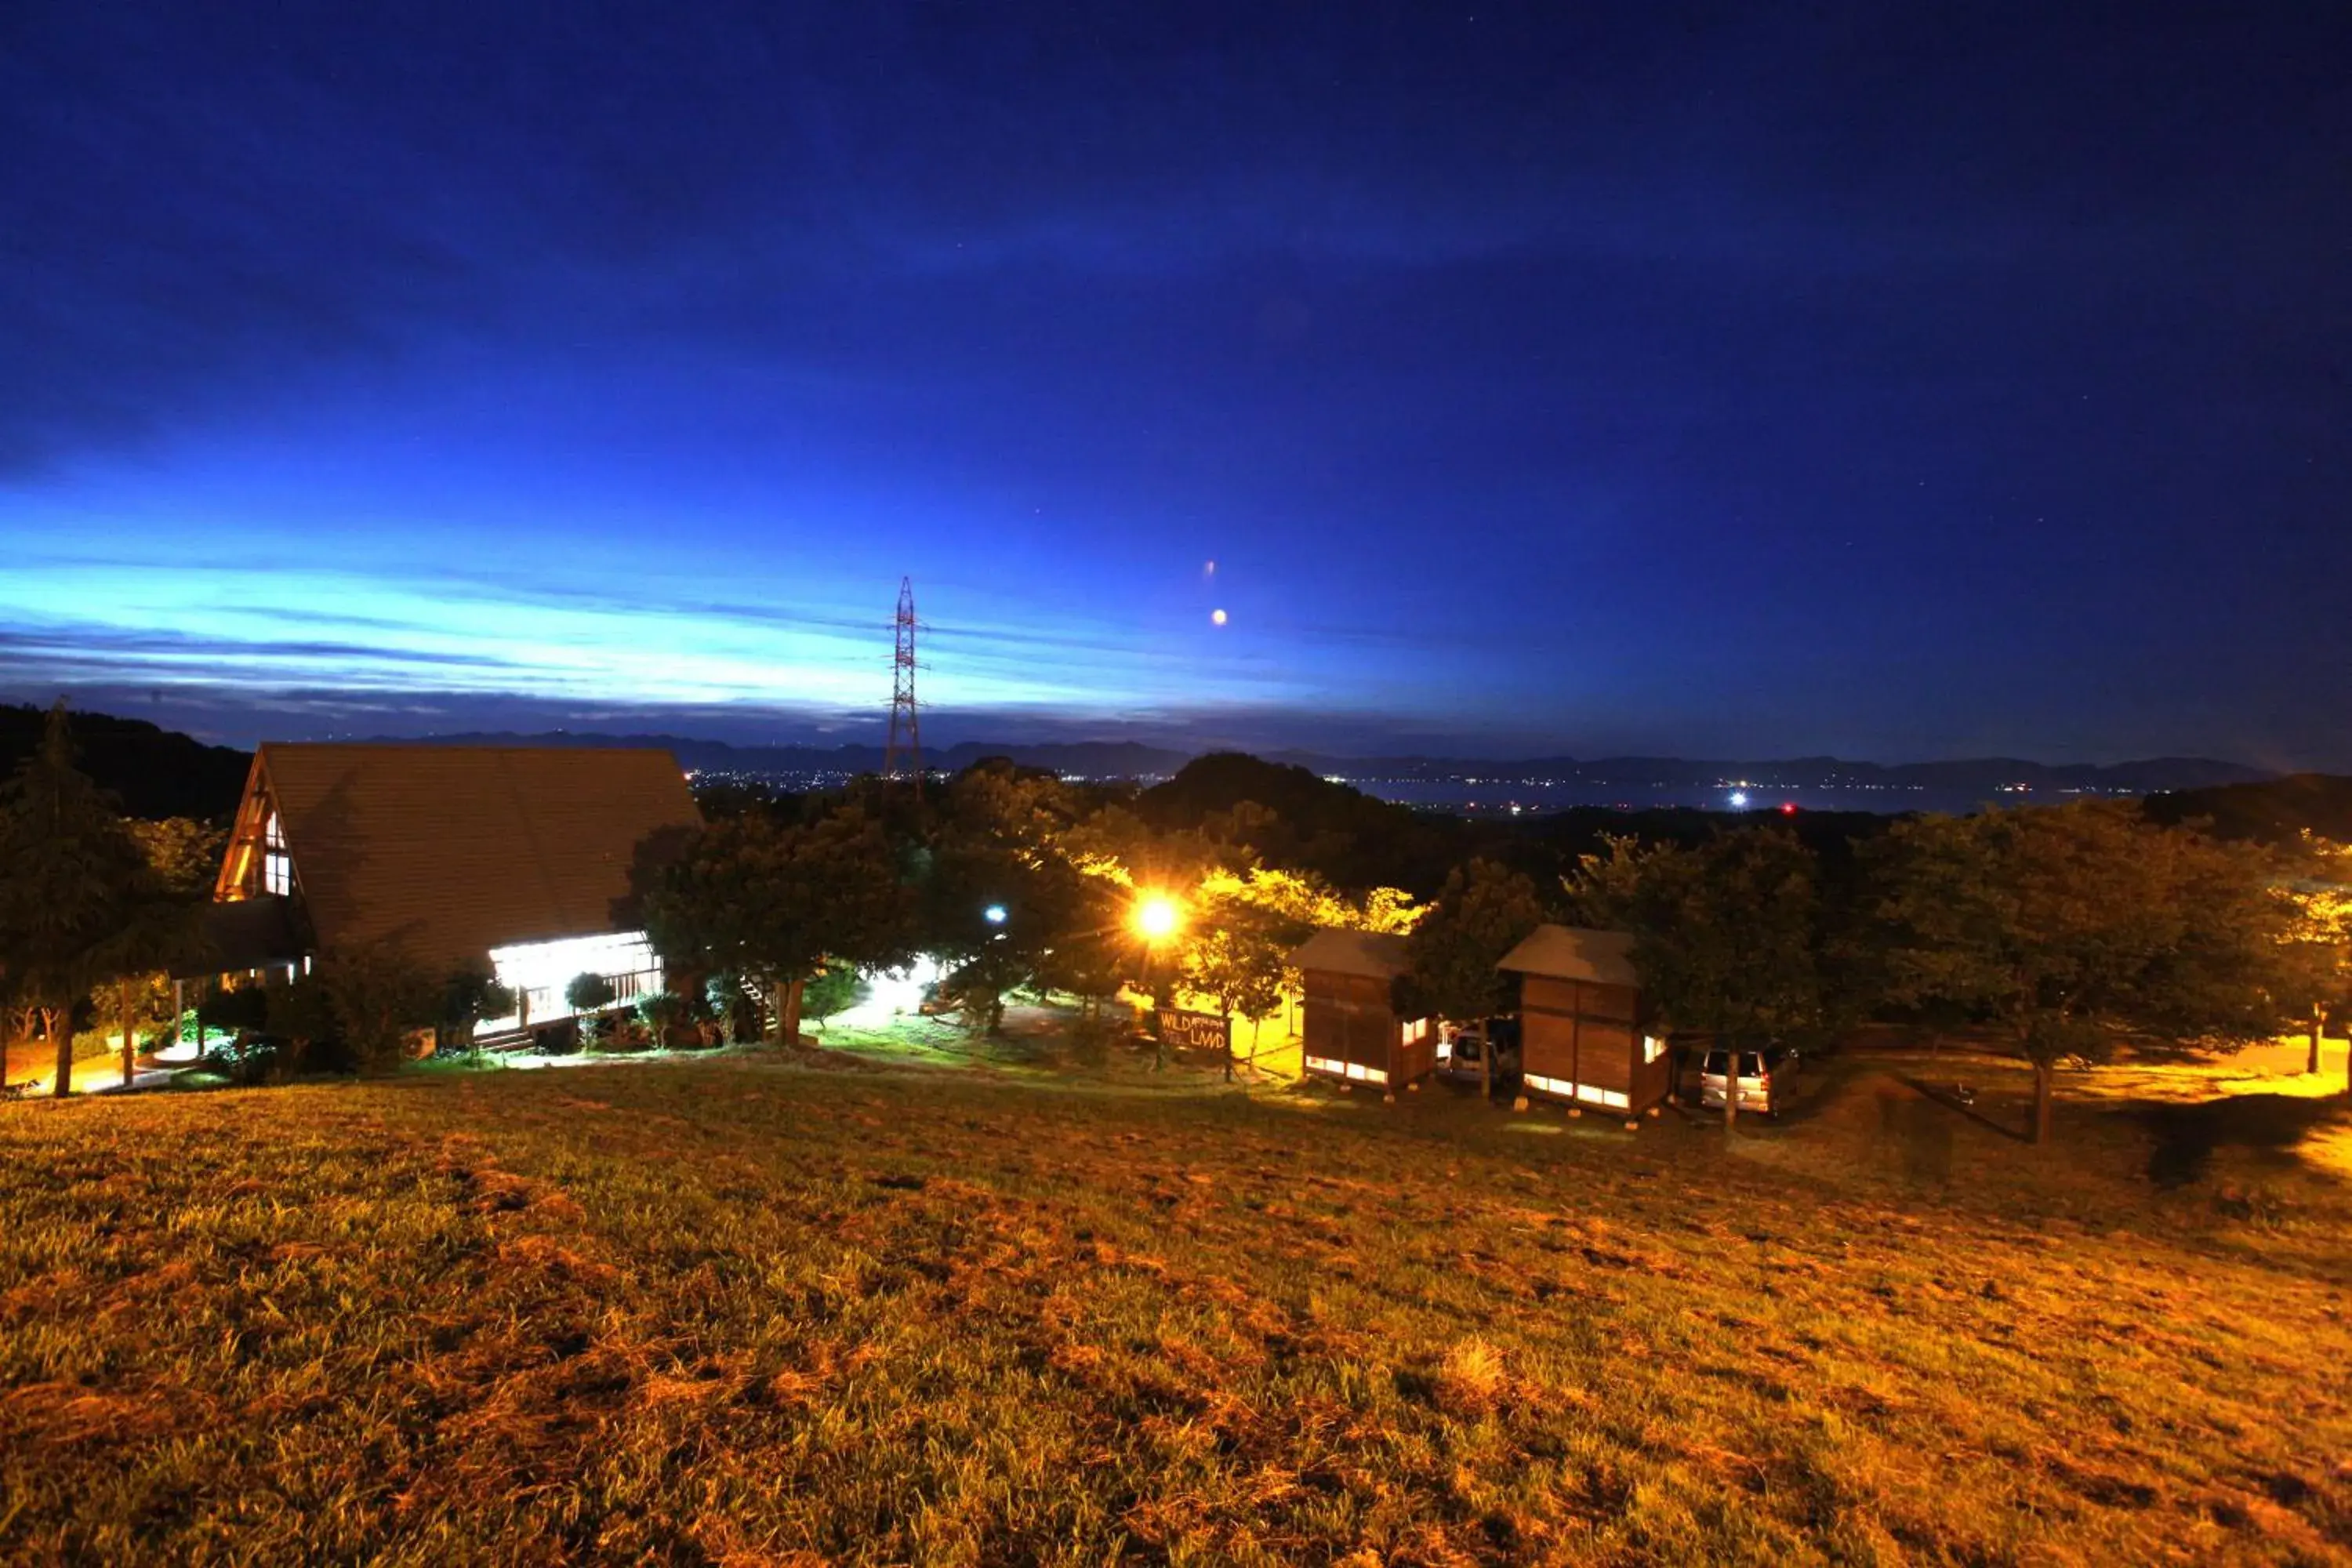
[634,989,691,1047]
[564,971,618,1014]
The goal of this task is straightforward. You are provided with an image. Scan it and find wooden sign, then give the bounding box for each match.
[1156,1009,1231,1053]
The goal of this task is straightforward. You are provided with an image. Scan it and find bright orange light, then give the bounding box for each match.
[1135,894,1182,941]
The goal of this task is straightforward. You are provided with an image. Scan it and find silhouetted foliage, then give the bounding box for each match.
[1570,827,1825,1130]
[2141,772,2352,847]
[0,704,250,822]
[1402,859,1546,1098]
[0,703,169,1094]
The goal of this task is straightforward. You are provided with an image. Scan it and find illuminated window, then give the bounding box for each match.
[1304,1055,1388,1085]
[260,813,292,895]
[1523,1073,1630,1109]
[1400,1017,1431,1046]
[1642,1034,1667,1063]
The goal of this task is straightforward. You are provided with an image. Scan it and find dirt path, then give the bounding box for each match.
[3,1038,169,1095]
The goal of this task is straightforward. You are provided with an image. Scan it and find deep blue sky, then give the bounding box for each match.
[4,4,2347,764]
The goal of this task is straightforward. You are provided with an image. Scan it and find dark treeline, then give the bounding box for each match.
[0,705,250,822]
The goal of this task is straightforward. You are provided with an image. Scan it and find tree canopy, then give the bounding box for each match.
[0,705,169,1094]
[644,803,916,1044]
[1871,802,2301,1142]
[1570,826,1824,1127]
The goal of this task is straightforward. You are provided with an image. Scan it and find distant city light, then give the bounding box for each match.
[1780,802,1798,815]
[983,904,1007,925]
[1728,789,1750,808]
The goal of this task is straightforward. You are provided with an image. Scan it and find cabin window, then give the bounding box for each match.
[1305,1055,1388,1085]
[1642,1034,1666,1064]
[261,812,292,895]
[1524,1073,1631,1109]
[1399,1016,1430,1047]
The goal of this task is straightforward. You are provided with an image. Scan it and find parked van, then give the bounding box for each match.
[1695,1046,1798,1116]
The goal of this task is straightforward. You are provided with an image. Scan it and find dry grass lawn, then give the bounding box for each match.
[2,1039,2348,1565]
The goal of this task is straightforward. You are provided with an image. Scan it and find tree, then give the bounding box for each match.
[2274,838,2352,1076]
[644,804,917,1047]
[1872,803,2299,1144]
[801,964,868,1028]
[1571,826,1823,1131]
[565,971,618,1014]
[1030,868,1140,1031]
[1403,859,1546,1100]
[1181,890,1293,1080]
[565,972,619,1047]
[437,968,517,1054]
[0,703,157,1096]
[256,971,337,1082]
[102,818,226,1084]
[917,764,1094,1036]
[316,943,438,1073]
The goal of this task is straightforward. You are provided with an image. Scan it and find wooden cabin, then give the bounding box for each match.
[1496,924,1669,1120]
[199,743,702,1037]
[1289,928,1436,1096]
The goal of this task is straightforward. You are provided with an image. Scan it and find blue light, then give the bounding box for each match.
[983,904,1008,925]
[1727,789,1749,809]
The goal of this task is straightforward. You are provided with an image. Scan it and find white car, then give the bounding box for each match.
[1696,1046,1798,1116]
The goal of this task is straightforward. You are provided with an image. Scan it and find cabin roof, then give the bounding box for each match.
[1496,924,1639,988]
[241,743,702,974]
[1288,927,1412,979]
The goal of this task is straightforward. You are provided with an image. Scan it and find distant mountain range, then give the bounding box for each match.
[382,729,2273,796]
[0,704,2285,821]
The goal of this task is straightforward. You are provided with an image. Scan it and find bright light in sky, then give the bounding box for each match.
[1728,789,1750,809]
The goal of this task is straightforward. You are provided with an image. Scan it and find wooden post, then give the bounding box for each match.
[119,978,137,1089]
[1723,1038,1738,1134]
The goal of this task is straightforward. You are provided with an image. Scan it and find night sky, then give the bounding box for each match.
[5,5,2347,764]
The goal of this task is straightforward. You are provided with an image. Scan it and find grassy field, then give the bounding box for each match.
[2,1033,2348,1566]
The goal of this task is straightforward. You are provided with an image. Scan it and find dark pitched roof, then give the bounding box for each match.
[1496,924,1639,987]
[1288,927,1412,979]
[255,744,701,973]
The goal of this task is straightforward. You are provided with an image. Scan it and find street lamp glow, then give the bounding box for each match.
[1134,894,1181,941]
[983,904,1008,925]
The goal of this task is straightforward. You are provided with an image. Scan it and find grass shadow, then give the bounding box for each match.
[1893,1073,2031,1142]
[2136,1093,2352,1189]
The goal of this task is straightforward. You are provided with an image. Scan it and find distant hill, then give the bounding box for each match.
[0,705,252,820]
[2140,773,2352,846]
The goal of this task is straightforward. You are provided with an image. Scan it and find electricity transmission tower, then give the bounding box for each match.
[882,576,924,798]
